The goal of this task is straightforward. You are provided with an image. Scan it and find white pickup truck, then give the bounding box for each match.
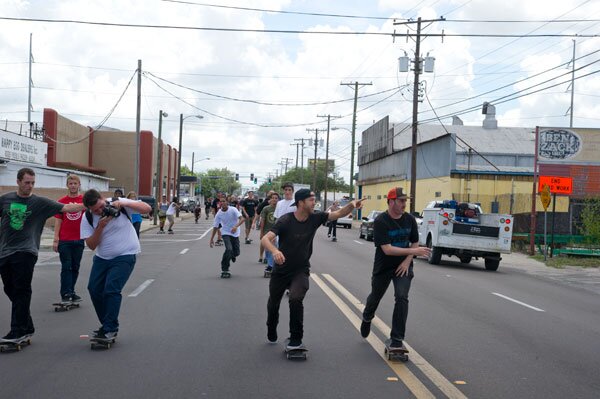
[418,200,514,271]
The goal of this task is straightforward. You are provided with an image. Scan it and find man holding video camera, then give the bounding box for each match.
[80,189,151,341]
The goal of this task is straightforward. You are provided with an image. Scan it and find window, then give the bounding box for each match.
[435,191,441,198]
[377,195,382,200]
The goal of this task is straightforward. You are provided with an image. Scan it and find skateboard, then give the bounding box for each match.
[90,336,116,350]
[0,337,31,353]
[263,269,272,278]
[245,239,253,245]
[332,237,337,242]
[168,230,174,234]
[215,240,223,246]
[284,339,308,360]
[52,301,80,312]
[384,339,409,362]
[220,271,231,279]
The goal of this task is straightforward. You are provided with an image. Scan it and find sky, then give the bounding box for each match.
[0,0,599,190]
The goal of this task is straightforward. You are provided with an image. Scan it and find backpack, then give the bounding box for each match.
[85,207,130,228]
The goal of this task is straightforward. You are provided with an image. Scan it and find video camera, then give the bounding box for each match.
[102,204,121,218]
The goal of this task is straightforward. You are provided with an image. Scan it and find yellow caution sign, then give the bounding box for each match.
[541,184,551,211]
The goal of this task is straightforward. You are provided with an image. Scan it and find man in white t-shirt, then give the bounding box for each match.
[80,189,151,341]
[166,197,180,234]
[209,197,245,277]
[274,182,296,218]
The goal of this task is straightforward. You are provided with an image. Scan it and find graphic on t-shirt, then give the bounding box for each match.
[8,202,31,230]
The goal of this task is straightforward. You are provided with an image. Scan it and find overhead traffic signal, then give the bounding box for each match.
[235,173,239,181]
[254,178,258,184]
[268,177,272,184]
[250,173,254,181]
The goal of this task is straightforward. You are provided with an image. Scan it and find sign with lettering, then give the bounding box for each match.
[538,176,573,195]
[0,130,48,165]
[538,128,600,165]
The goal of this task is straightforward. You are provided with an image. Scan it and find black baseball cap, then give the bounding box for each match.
[291,188,314,206]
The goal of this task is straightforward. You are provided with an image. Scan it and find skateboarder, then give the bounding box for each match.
[261,188,365,350]
[240,191,259,244]
[80,189,151,341]
[325,201,340,241]
[209,197,245,276]
[0,168,85,343]
[259,192,279,274]
[359,187,431,351]
[53,174,85,303]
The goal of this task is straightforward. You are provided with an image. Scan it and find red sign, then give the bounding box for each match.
[538,176,573,195]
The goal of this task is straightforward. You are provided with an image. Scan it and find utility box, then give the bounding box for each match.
[398,56,410,72]
[424,56,435,73]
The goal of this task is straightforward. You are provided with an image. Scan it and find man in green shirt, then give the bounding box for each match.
[260,192,280,273]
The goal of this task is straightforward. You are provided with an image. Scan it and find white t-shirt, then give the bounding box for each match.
[274,198,296,218]
[80,198,140,260]
[214,207,242,238]
[166,202,177,216]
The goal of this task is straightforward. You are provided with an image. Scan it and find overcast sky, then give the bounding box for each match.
[1,0,599,189]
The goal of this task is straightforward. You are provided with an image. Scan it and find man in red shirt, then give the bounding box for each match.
[53,175,85,303]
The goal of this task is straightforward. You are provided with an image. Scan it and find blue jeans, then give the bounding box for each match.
[58,240,85,297]
[265,250,274,268]
[87,254,136,333]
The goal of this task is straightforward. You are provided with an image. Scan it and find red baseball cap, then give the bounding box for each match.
[387,187,408,200]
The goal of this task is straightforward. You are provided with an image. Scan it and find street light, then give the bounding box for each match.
[191,154,210,174]
[153,110,168,225]
[332,126,356,200]
[177,114,203,199]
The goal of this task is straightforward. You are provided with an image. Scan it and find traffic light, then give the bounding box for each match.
[268,177,272,185]
[235,173,239,181]
[254,178,258,184]
[250,173,254,181]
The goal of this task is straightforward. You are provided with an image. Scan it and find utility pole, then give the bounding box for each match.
[134,59,142,194]
[317,114,341,208]
[394,17,444,213]
[154,110,167,225]
[307,128,326,193]
[281,157,292,174]
[290,142,302,169]
[27,33,33,126]
[341,81,372,200]
[568,39,576,128]
[294,138,308,183]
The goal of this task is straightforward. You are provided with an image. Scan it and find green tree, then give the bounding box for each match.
[257,167,349,197]
[581,197,600,245]
[197,168,241,198]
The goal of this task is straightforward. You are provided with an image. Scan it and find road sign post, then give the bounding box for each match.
[538,176,572,259]
[541,184,551,261]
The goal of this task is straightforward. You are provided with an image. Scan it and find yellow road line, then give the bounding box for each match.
[322,273,467,399]
[311,274,435,399]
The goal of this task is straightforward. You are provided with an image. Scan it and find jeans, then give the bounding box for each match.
[87,254,136,333]
[328,222,337,237]
[264,250,274,268]
[362,265,413,343]
[267,271,310,342]
[0,252,37,335]
[132,222,141,238]
[221,235,240,271]
[58,240,85,297]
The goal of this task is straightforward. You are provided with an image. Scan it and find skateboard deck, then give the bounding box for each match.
[0,337,31,353]
[90,336,116,350]
[284,339,308,360]
[220,271,231,279]
[384,339,409,362]
[52,301,80,312]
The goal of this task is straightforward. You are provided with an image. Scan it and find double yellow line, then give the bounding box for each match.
[311,273,467,399]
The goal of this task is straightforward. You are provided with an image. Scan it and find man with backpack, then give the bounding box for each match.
[80,189,151,341]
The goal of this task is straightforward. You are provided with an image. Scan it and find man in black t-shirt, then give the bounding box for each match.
[262,189,365,350]
[240,191,259,244]
[360,187,430,350]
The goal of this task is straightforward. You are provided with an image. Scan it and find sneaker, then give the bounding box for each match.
[265,266,273,272]
[332,237,337,242]
[70,293,82,302]
[267,328,277,343]
[92,327,104,338]
[286,338,303,349]
[389,339,404,349]
[258,258,263,263]
[360,320,371,338]
[61,295,71,303]
[168,230,174,235]
[245,239,251,244]
[327,234,331,238]
[2,331,27,342]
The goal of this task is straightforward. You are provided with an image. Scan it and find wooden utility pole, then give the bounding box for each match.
[317,114,341,208]
[134,59,142,194]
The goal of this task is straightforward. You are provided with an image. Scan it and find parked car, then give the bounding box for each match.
[359,210,384,241]
[181,199,196,213]
[137,195,156,218]
[335,198,353,229]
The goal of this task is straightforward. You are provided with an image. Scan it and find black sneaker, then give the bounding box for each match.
[258,258,263,263]
[2,331,27,342]
[267,328,277,344]
[389,339,404,349]
[286,338,303,349]
[265,266,273,272]
[92,327,105,338]
[61,295,72,303]
[360,320,371,338]
[70,293,82,302]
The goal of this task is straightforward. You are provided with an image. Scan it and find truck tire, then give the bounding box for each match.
[459,256,472,264]
[427,237,442,265]
[484,258,500,271]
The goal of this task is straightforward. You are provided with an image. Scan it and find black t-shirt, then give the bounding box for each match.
[211,198,220,209]
[256,198,270,216]
[241,198,259,217]
[270,211,329,275]
[373,211,419,274]
[204,200,211,209]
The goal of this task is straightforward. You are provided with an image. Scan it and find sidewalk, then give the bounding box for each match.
[40,213,194,249]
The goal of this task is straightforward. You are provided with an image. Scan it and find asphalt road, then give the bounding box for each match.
[0,218,598,399]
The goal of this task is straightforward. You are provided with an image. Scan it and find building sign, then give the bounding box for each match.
[0,130,48,165]
[538,127,600,165]
[538,176,573,195]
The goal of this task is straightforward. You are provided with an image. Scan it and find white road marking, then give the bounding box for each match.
[128,279,155,297]
[180,248,189,255]
[492,292,545,312]
[200,228,212,239]
[322,273,467,399]
[353,240,364,245]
